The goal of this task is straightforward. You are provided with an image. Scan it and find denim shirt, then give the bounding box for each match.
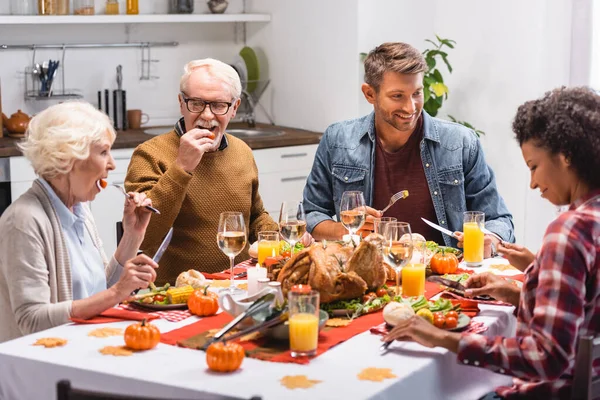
[302,111,515,247]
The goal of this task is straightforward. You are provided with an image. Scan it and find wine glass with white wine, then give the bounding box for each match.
[217,212,247,294]
[382,222,413,296]
[340,191,366,243]
[279,201,307,257]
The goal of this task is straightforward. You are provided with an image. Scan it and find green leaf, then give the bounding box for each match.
[441,54,453,73]
[432,69,444,83]
[423,76,435,85]
[425,39,438,47]
[423,89,431,103]
[426,57,436,70]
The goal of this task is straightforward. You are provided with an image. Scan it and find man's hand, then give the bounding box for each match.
[175,128,216,172]
[453,231,495,258]
[357,207,383,238]
[464,272,520,306]
[497,242,535,272]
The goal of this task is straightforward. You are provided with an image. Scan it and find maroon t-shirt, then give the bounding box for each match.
[372,117,444,244]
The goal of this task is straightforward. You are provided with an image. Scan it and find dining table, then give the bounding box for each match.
[0,258,521,400]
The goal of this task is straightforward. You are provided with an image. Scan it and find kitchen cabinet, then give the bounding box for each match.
[0,14,270,24]
[7,143,317,257]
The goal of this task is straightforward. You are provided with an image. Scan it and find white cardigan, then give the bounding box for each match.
[0,180,121,343]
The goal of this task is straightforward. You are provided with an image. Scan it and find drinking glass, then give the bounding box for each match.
[373,217,397,235]
[279,201,306,256]
[217,212,247,294]
[463,211,485,267]
[382,222,413,296]
[288,288,320,358]
[402,238,426,297]
[340,191,366,240]
[257,230,280,265]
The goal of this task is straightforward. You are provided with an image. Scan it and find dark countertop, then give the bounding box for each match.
[0,122,322,158]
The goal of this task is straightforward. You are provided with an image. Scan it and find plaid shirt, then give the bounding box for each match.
[457,189,600,399]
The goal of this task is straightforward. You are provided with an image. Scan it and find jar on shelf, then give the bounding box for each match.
[74,0,95,15]
[57,0,68,14]
[105,0,118,14]
[126,0,138,15]
[169,0,193,14]
[38,0,58,15]
[10,0,35,15]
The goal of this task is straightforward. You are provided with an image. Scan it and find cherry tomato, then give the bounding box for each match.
[433,312,445,320]
[433,316,446,329]
[445,311,459,320]
[153,295,165,303]
[445,316,458,329]
[376,288,388,297]
[281,250,291,258]
[362,293,377,303]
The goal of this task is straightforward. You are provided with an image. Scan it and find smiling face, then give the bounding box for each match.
[68,132,115,203]
[179,69,240,151]
[363,71,424,135]
[521,140,576,206]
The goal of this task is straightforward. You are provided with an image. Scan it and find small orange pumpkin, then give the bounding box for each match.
[124,319,160,350]
[430,248,459,275]
[206,341,245,372]
[188,286,219,317]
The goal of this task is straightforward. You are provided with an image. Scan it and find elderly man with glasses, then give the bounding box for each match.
[125,58,278,282]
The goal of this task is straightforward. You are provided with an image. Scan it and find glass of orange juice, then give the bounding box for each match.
[463,211,485,267]
[288,285,320,358]
[402,238,426,297]
[257,231,280,265]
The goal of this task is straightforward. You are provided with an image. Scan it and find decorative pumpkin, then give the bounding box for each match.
[188,286,219,317]
[124,319,160,350]
[430,248,459,275]
[206,341,245,372]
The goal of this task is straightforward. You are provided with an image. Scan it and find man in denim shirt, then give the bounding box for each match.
[303,42,514,256]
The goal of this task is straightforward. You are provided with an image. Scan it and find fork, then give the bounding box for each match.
[112,184,161,214]
[380,190,409,215]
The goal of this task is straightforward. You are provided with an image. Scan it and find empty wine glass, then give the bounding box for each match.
[279,201,306,257]
[217,212,247,294]
[340,191,366,242]
[382,222,413,296]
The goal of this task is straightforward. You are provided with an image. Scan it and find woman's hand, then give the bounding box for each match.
[453,231,494,258]
[497,242,535,272]
[464,272,520,306]
[381,316,460,352]
[121,191,154,240]
[113,254,158,299]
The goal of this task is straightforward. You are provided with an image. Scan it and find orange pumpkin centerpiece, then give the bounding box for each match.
[124,319,160,350]
[206,342,245,372]
[429,248,459,275]
[188,286,219,317]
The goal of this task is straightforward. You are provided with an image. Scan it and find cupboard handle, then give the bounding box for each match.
[280,153,307,158]
[281,176,308,183]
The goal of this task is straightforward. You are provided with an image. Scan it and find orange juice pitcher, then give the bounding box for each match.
[463,211,484,267]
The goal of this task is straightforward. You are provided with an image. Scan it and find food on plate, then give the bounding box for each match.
[429,249,459,274]
[166,285,195,304]
[206,342,245,372]
[416,308,434,324]
[188,286,219,317]
[124,319,160,350]
[276,234,387,303]
[175,269,206,289]
[383,301,415,326]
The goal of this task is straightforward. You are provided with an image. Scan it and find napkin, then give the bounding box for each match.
[70,307,159,324]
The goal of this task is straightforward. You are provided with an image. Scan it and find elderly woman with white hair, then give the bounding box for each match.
[0,101,158,343]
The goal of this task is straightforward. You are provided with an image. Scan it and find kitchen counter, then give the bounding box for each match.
[0,122,322,157]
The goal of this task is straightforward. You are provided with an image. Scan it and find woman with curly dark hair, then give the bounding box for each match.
[382,86,600,399]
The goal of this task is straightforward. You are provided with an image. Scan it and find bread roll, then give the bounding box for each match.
[175,269,206,289]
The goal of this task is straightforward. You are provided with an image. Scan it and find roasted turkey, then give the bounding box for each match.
[276,234,388,303]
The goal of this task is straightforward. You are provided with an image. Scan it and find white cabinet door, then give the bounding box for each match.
[89,174,127,258]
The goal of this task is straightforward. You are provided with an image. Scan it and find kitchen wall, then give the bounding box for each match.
[0,0,260,127]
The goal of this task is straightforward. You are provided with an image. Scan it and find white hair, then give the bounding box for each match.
[180,58,242,100]
[18,101,116,179]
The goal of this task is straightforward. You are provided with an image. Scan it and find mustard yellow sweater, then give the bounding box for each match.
[125,130,277,284]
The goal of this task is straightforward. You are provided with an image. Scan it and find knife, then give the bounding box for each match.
[427,276,493,300]
[380,340,392,354]
[421,217,460,240]
[153,227,174,263]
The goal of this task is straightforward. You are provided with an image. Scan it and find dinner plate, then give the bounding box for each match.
[239,46,259,93]
[128,300,188,311]
[446,313,470,331]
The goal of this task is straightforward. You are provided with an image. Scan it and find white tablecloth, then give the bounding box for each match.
[0,259,518,400]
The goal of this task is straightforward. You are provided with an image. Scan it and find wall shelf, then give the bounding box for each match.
[0,13,271,25]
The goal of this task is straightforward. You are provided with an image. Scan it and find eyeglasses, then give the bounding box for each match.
[180,92,232,115]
